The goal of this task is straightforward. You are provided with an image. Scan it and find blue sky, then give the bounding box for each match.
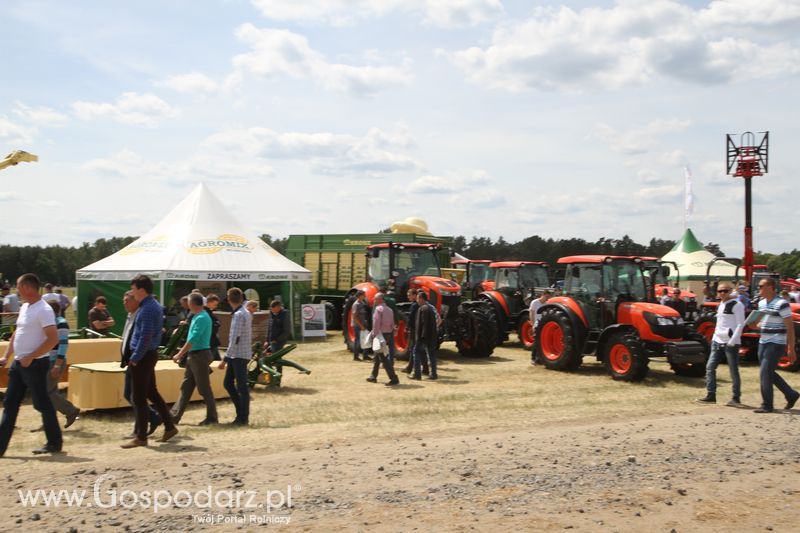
[1,0,798,255]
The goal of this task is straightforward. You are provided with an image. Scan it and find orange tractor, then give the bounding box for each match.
[342,243,497,359]
[694,257,800,371]
[450,259,495,298]
[533,255,708,381]
[478,261,551,349]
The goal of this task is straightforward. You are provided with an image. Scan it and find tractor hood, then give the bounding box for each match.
[409,275,462,294]
[619,301,684,341]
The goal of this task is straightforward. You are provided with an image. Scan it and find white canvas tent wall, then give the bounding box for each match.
[76,183,310,334]
[660,228,739,294]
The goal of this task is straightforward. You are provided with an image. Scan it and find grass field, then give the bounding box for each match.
[0,331,768,454]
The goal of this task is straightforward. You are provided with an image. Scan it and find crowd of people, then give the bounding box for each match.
[0,273,293,456]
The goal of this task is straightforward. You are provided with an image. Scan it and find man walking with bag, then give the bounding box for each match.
[366,293,399,386]
[171,293,217,425]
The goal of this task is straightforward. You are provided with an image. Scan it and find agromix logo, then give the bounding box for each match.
[186,234,253,255]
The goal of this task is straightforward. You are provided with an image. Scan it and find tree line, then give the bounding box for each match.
[1,233,797,286]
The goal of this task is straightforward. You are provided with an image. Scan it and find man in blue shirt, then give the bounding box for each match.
[43,300,80,428]
[753,277,799,413]
[122,275,178,448]
[170,293,217,425]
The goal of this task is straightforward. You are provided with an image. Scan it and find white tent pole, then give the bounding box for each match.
[160,278,165,305]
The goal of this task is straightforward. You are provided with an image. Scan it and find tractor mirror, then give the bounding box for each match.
[570,266,580,278]
[661,265,671,277]
[370,248,380,258]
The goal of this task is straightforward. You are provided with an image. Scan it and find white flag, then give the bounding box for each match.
[684,165,694,222]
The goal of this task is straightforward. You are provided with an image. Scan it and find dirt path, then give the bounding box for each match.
[3,405,799,532]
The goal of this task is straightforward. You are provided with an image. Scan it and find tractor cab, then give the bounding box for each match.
[561,256,649,329]
[451,259,495,297]
[479,261,550,347]
[366,242,446,302]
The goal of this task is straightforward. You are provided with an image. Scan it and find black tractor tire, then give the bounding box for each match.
[324,301,340,330]
[602,331,649,382]
[394,308,413,361]
[455,303,497,357]
[671,332,709,377]
[478,295,506,346]
[341,296,357,353]
[534,308,582,370]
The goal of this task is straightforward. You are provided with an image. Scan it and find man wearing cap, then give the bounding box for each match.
[696,282,744,405]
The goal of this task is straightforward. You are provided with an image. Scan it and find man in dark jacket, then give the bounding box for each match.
[412,291,438,380]
[402,288,428,375]
[267,300,291,353]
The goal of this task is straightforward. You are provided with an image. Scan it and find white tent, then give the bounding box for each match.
[76,183,310,333]
[78,183,310,282]
[660,228,739,293]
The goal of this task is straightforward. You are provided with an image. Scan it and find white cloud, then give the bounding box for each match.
[0,191,21,201]
[12,101,68,127]
[229,24,413,97]
[408,175,459,194]
[448,0,800,92]
[72,92,178,127]
[592,119,690,155]
[250,0,503,28]
[203,125,418,177]
[0,116,36,145]
[81,148,275,184]
[159,72,218,94]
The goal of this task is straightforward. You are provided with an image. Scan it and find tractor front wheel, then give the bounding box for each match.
[394,309,412,361]
[535,308,581,370]
[517,311,535,350]
[603,331,648,382]
[456,303,497,357]
[324,301,340,330]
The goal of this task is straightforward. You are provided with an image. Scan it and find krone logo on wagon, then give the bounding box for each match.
[186,234,252,255]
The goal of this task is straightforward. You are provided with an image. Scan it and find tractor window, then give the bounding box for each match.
[520,265,549,288]
[395,249,440,277]
[565,265,602,299]
[496,269,519,289]
[368,250,390,282]
[603,262,647,301]
[470,263,489,282]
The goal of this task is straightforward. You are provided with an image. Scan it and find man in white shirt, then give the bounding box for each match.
[697,282,745,405]
[0,273,62,456]
[529,290,552,365]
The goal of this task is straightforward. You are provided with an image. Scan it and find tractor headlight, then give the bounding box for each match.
[656,317,675,326]
[644,312,682,327]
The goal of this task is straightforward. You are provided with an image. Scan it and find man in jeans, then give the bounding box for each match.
[171,293,217,425]
[120,291,160,439]
[351,291,369,361]
[121,275,177,448]
[366,293,399,386]
[411,291,438,380]
[753,277,800,413]
[219,288,251,426]
[696,282,744,405]
[0,273,62,456]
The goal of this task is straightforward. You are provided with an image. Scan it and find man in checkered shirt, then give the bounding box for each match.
[218,288,252,425]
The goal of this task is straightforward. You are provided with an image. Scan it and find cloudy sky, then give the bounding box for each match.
[1,0,798,254]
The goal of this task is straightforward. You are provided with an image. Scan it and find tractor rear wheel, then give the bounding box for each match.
[603,331,648,381]
[694,312,716,344]
[535,308,581,370]
[456,303,497,357]
[394,309,412,361]
[517,311,535,350]
[670,332,709,377]
[324,301,340,330]
[342,296,357,353]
